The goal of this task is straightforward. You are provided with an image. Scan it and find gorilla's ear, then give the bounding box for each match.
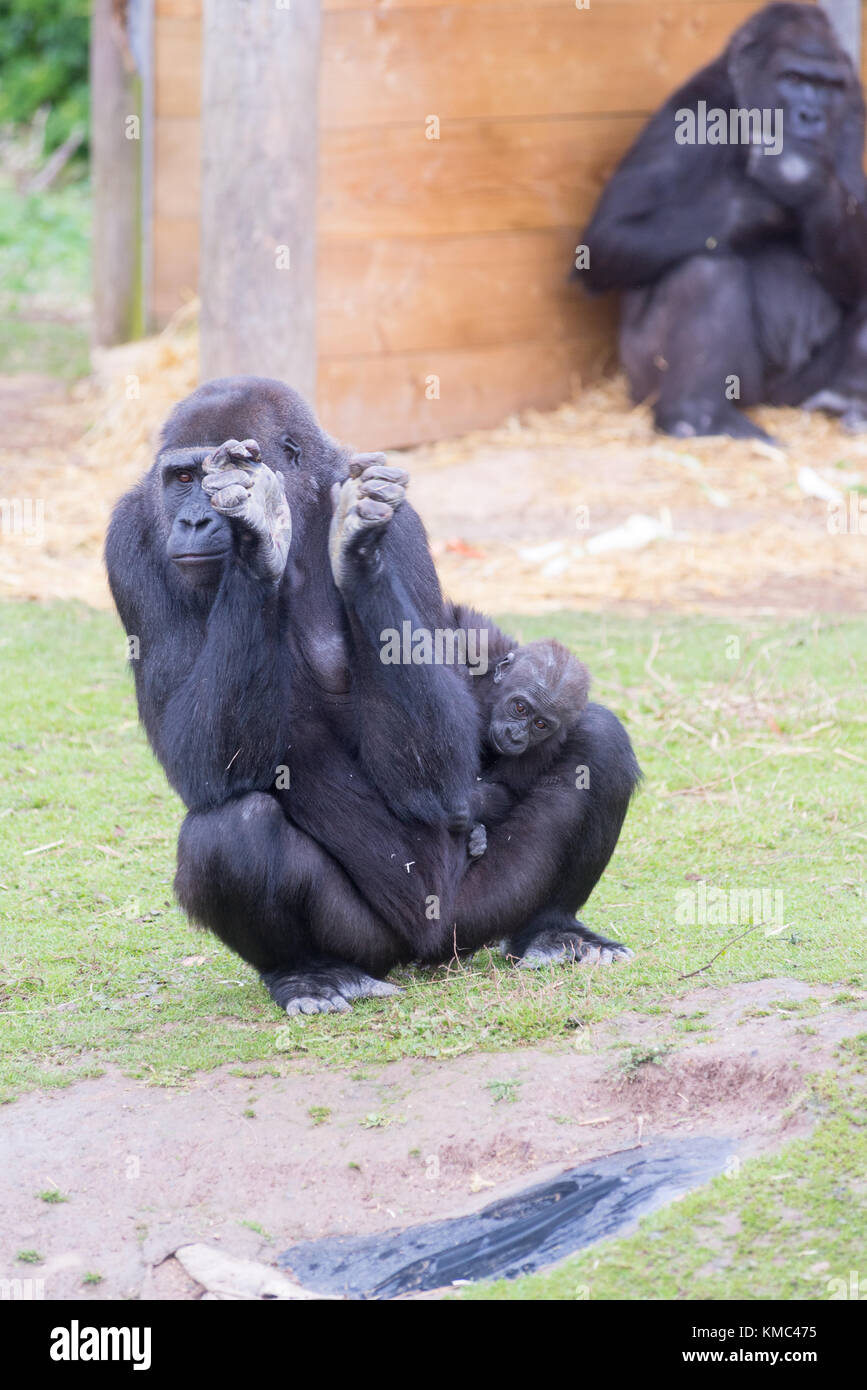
[494,652,515,684]
[280,433,302,463]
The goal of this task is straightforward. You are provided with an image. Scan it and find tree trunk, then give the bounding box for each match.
[91,0,146,346]
[199,0,321,400]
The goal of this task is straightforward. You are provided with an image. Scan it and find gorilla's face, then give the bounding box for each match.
[155,377,348,588]
[772,40,851,145]
[733,13,855,152]
[159,448,232,588]
[488,653,565,757]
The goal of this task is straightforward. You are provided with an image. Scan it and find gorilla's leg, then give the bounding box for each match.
[621,253,768,440]
[745,247,851,415]
[174,792,406,1014]
[813,307,867,428]
[454,703,640,964]
[767,290,867,430]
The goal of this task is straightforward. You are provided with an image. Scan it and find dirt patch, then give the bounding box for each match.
[2,977,862,1299]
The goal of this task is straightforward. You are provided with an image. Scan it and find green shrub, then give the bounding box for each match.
[0,0,89,153]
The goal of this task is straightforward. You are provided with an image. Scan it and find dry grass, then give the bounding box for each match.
[1,307,865,614]
[0,302,198,606]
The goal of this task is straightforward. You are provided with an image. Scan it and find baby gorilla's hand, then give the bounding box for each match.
[468,823,488,859]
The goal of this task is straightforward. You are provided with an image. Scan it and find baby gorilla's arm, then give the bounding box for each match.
[466,779,518,859]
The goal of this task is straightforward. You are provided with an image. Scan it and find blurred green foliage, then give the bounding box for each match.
[0,0,89,153]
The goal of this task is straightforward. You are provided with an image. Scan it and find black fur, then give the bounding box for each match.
[578,3,867,438]
[106,379,641,1011]
[445,604,639,963]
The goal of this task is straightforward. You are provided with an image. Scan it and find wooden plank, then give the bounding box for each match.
[199,0,322,394]
[319,114,642,238]
[320,0,759,12]
[151,217,199,319]
[155,0,762,16]
[319,228,596,357]
[318,2,763,128]
[154,16,201,119]
[317,311,616,448]
[156,0,201,16]
[153,117,201,221]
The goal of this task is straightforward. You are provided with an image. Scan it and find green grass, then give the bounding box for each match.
[0,177,90,376]
[0,601,865,1103]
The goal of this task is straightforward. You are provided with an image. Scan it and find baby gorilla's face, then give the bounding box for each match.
[488,657,562,756]
[487,643,590,757]
[488,689,556,755]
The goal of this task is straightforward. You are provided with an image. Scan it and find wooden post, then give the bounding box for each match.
[820,1,861,66]
[199,0,321,399]
[91,0,147,346]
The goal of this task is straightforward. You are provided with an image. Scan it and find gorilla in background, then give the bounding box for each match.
[106,379,640,1013]
[578,2,867,438]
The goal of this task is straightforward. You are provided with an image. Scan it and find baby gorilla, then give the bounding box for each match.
[468,639,591,859]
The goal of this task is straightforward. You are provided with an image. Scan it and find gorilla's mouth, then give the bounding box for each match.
[171,550,230,565]
[170,551,231,584]
[490,727,526,757]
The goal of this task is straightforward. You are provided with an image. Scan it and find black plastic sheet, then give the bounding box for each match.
[278,1136,733,1298]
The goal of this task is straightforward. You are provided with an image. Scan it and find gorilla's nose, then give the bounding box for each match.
[795,107,824,134]
[181,513,222,534]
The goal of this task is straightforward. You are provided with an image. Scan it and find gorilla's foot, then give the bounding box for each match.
[503,918,633,970]
[656,402,775,443]
[262,959,402,1015]
[802,389,867,433]
[328,455,409,588]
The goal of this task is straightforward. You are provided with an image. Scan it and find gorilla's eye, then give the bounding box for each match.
[176,470,194,484]
[513,700,527,716]
[281,434,301,462]
[534,718,548,731]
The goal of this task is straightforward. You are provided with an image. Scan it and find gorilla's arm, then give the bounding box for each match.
[581,65,788,293]
[278,716,466,956]
[799,174,867,305]
[106,486,293,813]
[329,460,480,828]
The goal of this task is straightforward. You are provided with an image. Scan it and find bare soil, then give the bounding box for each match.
[3,978,863,1300]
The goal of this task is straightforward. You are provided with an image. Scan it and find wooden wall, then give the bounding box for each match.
[152,0,201,324]
[149,0,846,447]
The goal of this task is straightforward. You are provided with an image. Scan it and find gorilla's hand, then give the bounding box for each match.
[745,142,835,210]
[328,453,409,590]
[468,822,488,860]
[202,438,292,584]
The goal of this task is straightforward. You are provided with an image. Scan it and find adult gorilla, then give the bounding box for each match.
[106,378,639,1013]
[579,3,867,438]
